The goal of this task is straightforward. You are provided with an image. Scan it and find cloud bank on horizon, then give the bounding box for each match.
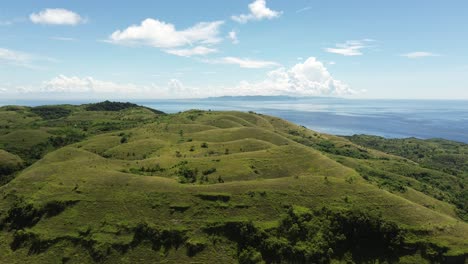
[0,0,460,99]
[14,57,353,99]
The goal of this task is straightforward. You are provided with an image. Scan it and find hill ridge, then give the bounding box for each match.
[0,102,466,263]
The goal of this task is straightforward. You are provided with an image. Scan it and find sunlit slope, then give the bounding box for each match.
[0,105,466,263]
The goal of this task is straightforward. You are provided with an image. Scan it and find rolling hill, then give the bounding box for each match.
[0,101,466,263]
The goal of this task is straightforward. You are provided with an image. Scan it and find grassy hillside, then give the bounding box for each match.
[0,102,466,263]
[347,135,468,221]
[0,149,23,185]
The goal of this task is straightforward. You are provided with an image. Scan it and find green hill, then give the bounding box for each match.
[0,102,466,263]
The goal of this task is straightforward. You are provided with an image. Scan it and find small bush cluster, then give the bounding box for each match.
[178,165,198,183]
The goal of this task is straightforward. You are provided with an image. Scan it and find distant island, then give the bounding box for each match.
[0,101,466,263]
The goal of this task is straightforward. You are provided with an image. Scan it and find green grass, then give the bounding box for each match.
[0,102,466,263]
[0,149,24,184]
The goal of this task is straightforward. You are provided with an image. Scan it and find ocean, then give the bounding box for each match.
[2,97,468,143]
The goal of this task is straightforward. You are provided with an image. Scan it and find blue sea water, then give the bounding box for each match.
[2,97,468,143]
[142,98,468,143]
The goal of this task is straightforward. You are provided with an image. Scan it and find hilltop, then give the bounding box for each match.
[0,101,466,263]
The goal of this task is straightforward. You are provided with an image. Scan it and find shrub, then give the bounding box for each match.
[239,247,264,264]
[177,165,198,183]
[202,168,216,175]
[195,192,230,202]
[120,135,129,144]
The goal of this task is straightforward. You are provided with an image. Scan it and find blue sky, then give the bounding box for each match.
[1,0,467,99]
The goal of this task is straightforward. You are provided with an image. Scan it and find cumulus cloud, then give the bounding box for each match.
[166,78,193,95]
[232,0,282,23]
[227,57,355,96]
[35,75,199,99]
[109,19,224,49]
[401,51,439,59]
[325,39,374,56]
[228,31,239,44]
[30,8,85,25]
[41,75,141,94]
[165,46,217,57]
[10,57,355,98]
[206,57,280,69]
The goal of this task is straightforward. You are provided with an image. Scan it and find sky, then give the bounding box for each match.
[1,0,468,100]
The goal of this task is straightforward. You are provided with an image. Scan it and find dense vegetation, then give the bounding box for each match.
[85,100,165,115]
[31,106,72,120]
[347,135,468,177]
[84,101,140,111]
[205,206,408,263]
[0,103,163,165]
[347,135,468,221]
[0,103,466,263]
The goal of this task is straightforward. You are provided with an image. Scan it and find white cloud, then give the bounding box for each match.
[0,48,31,64]
[36,75,197,99]
[0,47,56,69]
[228,31,239,44]
[41,75,141,94]
[109,18,224,49]
[232,0,282,23]
[30,8,85,25]
[401,52,439,59]
[8,57,355,99]
[226,57,355,96]
[296,6,312,13]
[206,57,280,69]
[325,39,374,56]
[51,36,75,41]
[167,79,188,94]
[165,46,217,57]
